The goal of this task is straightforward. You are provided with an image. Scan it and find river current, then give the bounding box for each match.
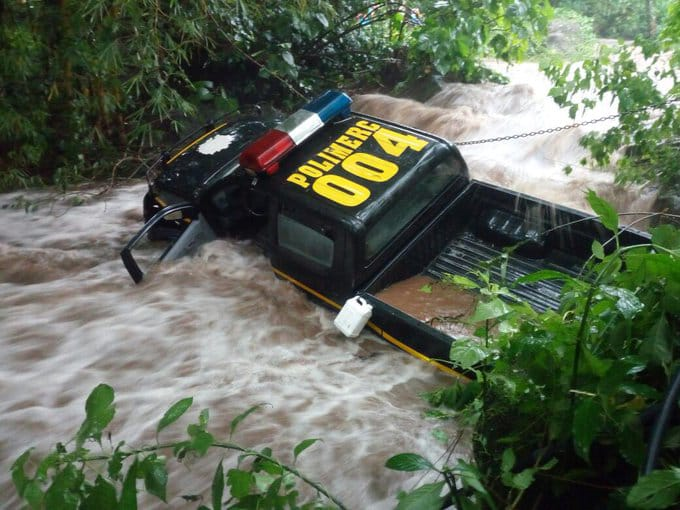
[0,62,657,508]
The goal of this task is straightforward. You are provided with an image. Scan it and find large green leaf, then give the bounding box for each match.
[449,342,489,370]
[293,438,321,463]
[11,449,31,496]
[120,458,138,510]
[592,239,605,260]
[385,453,435,472]
[600,285,644,319]
[227,469,253,499]
[627,468,680,509]
[141,455,167,502]
[44,464,83,510]
[75,384,115,448]
[586,189,619,234]
[187,426,214,456]
[157,397,193,436]
[650,224,680,252]
[469,298,512,322]
[454,460,496,507]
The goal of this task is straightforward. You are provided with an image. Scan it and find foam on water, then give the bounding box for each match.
[1,62,657,508]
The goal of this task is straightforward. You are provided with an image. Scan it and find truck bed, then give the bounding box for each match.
[358,180,648,372]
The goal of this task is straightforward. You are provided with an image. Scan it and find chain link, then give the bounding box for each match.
[456,98,679,146]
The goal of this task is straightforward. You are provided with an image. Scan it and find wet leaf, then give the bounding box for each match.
[120,459,138,510]
[75,384,115,448]
[586,189,619,234]
[254,471,277,492]
[469,298,512,322]
[188,428,213,456]
[395,481,445,510]
[157,397,193,436]
[503,468,536,490]
[24,481,44,510]
[212,460,224,510]
[385,453,435,472]
[44,464,83,509]
[199,408,209,428]
[82,475,117,510]
[449,342,488,370]
[619,421,645,466]
[281,50,295,67]
[601,285,644,319]
[626,468,680,509]
[315,12,329,28]
[573,398,602,462]
[443,274,479,289]
[107,443,125,480]
[293,438,320,462]
[11,449,31,495]
[592,239,605,260]
[501,448,516,473]
[142,455,167,502]
[230,404,269,439]
[454,460,493,500]
[419,283,433,294]
[516,269,574,284]
[227,469,253,499]
[640,316,672,367]
[650,224,680,252]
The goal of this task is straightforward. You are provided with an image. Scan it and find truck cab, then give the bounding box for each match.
[258,114,468,304]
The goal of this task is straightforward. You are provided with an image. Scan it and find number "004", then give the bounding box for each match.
[313,129,428,207]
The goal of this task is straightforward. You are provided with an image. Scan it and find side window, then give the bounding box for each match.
[278,214,334,268]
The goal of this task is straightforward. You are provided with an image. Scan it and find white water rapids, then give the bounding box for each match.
[0,62,657,509]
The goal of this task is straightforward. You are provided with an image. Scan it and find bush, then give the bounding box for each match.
[388,195,680,509]
[0,0,553,192]
[12,385,341,509]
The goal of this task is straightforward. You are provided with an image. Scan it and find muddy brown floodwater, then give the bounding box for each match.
[1,61,659,509]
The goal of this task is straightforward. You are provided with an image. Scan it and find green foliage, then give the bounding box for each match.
[0,0,554,192]
[389,194,680,508]
[627,468,680,509]
[12,388,343,509]
[543,2,680,199]
[529,7,600,65]
[404,0,553,84]
[552,0,672,39]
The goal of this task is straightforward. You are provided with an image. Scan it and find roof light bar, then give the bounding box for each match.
[239,90,352,175]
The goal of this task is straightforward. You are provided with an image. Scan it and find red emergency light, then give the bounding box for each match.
[239,90,352,175]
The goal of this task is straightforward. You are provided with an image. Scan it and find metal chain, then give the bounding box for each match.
[456,98,679,146]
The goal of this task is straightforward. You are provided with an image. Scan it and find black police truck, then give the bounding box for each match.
[121,90,647,376]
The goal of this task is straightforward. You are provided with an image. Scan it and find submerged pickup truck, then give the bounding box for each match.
[121,90,647,376]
